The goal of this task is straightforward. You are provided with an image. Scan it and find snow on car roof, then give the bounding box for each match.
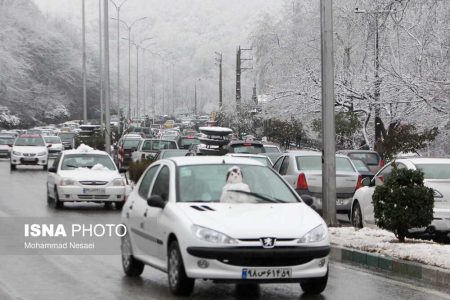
[397,157,450,164]
[198,126,232,133]
[63,144,107,155]
[168,156,265,166]
[75,163,111,171]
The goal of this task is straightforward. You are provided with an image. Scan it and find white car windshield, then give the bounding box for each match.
[177,164,299,203]
[15,137,45,146]
[61,154,116,170]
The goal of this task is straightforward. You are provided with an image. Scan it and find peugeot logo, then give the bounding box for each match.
[260,237,276,248]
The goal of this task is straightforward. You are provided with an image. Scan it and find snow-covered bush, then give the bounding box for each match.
[372,166,434,242]
[0,113,20,129]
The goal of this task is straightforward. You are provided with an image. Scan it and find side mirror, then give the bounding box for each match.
[147,195,166,209]
[302,196,314,206]
[362,177,371,187]
[47,144,52,148]
[118,167,127,173]
[48,167,57,173]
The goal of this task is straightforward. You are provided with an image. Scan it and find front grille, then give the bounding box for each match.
[78,195,110,200]
[219,256,313,267]
[79,181,108,186]
[238,238,296,242]
[23,153,36,157]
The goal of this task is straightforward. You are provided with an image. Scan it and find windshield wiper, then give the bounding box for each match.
[65,164,79,169]
[226,190,286,203]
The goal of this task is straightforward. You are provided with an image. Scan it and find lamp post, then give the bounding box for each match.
[82,0,87,122]
[98,0,103,126]
[112,16,147,120]
[109,0,128,116]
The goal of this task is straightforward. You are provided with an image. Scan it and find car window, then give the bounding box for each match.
[414,163,450,179]
[14,137,45,146]
[264,146,281,153]
[296,156,355,172]
[351,159,370,172]
[279,156,290,175]
[60,154,116,170]
[151,165,170,201]
[52,154,62,169]
[138,165,159,199]
[273,156,284,172]
[348,152,380,166]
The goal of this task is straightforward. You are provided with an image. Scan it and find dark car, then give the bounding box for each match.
[58,132,76,149]
[177,136,201,149]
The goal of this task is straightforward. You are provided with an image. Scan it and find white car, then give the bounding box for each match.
[10,134,49,171]
[120,156,330,296]
[0,135,15,158]
[47,145,127,209]
[350,158,450,241]
[44,136,64,157]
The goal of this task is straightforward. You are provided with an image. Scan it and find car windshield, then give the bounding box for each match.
[177,164,299,203]
[123,139,141,148]
[296,156,356,172]
[180,138,200,147]
[44,137,61,143]
[414,163,450,180]
[231,145,264,154]
[0,137,14,145]
[14,137,45,146]
[142,140,177,151]
[348,152,380,166]
[264,146,281,153]
[161,150,188,159]
[61,154,116,170]
[351,159,370,172]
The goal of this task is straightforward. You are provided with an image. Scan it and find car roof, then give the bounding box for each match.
[167,156,265,167]
[396,157,450,164]
[286,150,349,158]
[226,153,270,159]
[18,134,42,138]
[337,150,379,155]
[229,140,264,146]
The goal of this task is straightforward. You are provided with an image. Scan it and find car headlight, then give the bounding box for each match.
[12,151,22,156]
[60,178,77,186]
[298,224,327,243]
[111,178,125,186]
[192,225,238,244]
[37,151,47,156]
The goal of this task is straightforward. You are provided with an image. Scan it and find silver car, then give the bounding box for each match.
[273,151,362,215]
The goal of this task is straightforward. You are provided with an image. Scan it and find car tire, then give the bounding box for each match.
[115,201,124,210]
[10,164,16,171]
[351,201,363,229]
[43,164,48,171]
[104,202,112,209]
[168,240,195,296]
[300,268,328,295]
[53,187,63,209]
[47,187,53,205]
[121,232,144,277]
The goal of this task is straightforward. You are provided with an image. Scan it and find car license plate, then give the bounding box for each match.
[242,268,292,279]
[83,188,105,194]
[22,157,36,161]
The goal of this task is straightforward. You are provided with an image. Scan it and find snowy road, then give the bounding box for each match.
[0,159,448,300]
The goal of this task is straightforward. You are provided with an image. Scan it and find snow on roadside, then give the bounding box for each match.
[329,227,450,269]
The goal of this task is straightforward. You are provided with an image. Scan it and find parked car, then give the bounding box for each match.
[177,136,201,149]
[10,134,49,170]
[262,144,283,163]
[350,158,450,242]
[273,151,362,216]
[350,159,374,181]
[58,132,77,150]
[131,139,179,162]
[113,134,143,167]
[120,156,330,296]
[227,140,266,154]
[337,150,384,173]
[44,136,64,157]
[225,153,273,167]
[47,147,127,209]
[0,135,15,158]
[128,127,152,138]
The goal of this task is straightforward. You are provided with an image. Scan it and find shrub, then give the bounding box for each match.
[128,157,156,183]
[372,166,434,242]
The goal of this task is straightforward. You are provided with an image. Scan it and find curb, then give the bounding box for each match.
[330,246,450,290]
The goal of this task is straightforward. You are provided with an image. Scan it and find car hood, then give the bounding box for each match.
[13,146,47,153]
[176,202,323,239]
[58,169,120,182]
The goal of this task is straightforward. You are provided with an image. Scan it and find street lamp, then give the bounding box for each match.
[109,0,129,117]
[112,16,147,120]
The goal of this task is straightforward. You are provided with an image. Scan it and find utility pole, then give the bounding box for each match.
[103,0,111,154]
[194,83,197,115]
[136,44,139,119]
[320,0,337,225]
[82,0,87,123]
[235,46,252,110]
[215,52,223,109]
[98,0,103,126]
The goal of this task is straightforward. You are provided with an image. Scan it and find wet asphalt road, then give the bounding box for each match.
[0,159,449,300]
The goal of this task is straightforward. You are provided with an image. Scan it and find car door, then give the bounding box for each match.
[279,155,296,189]
[126,164,160,257]
[47,154,62,198]
[142,164,171,263]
